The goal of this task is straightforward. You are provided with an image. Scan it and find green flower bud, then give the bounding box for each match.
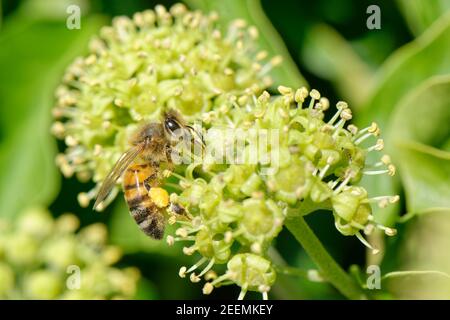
[41,235,78,270]
[0,263,15,297]
[55,213,80,233]
[0,222,9,259]
[310,179,333,203]
[267,159,312,204]
[108,267,140,298]
[60,290,94,300]
[101,246,123,265]
[238,198,284,246]
[195,229,231,264]
[198,188,223,218]
[332,186,368,222]
[332,186,371,235]
[0,208,140,299]
[223,165,257,198]
[216,200,243,224]
[227,254,276,296]
[24,271,63,300]
[5,233,39,266]
[17,207,54,239]
[78,223,108,247]
[178,178,209,211]
[240,173,263,196]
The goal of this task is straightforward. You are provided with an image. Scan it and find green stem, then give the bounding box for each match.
[286,216,367,300]
[269,247,310,279]
[274,264,325,283]
[267,247,308,299]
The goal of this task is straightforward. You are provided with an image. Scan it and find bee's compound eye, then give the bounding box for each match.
[165,118,181,133]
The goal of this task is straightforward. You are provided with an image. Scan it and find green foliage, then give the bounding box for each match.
[359,11,450,130]
[397,0,450,35]
[0,13,104,218]
[301,24,374,107]
[388,76,450,212]
[357,11,450,225]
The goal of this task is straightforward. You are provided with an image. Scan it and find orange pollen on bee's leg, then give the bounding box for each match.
[149,187,170,208]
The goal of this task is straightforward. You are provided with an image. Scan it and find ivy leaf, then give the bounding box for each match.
[385,208,450,299]
[388,76,450,212]
[399,207,450,223]
[383,269,450,299]
[383,270,450,281]
[185,0,307,88]
[397,0,450,36]
[0,15,104,218]
[355,12,450,225]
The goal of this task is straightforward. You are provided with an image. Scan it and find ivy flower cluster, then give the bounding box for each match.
[52,3,278,209]
[52,4,398,299]
[168,87,398,299]
[0,207,139,299]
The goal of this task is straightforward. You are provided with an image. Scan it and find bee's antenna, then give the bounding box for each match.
[187,125,206,150]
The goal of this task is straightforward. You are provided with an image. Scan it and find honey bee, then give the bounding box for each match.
[93,109,203,239]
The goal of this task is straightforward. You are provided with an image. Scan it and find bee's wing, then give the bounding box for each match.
[93,142,145,210]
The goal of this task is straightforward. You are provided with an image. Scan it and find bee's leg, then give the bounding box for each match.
[143,164,160,190]
[167,202,191,225]
[161,145,190,223]
[161,144,176,177]
[164,144,174,163]
[170,202,186,216]
[161,162,175,181]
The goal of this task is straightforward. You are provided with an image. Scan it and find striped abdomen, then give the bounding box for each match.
[123,163,166,239]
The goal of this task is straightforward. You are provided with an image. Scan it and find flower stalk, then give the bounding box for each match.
[286,216,367,300]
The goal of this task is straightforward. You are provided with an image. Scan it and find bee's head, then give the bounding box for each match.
[129,110,186,147]
[130,123,162,146]
[163,112,183,136]
[163,109,205,150]
[162,109,188,146]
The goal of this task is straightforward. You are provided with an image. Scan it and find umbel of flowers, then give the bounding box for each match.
[52,3,279,209]
[52,4,398,299]
[167,87,398,299]
[0,207,139,299]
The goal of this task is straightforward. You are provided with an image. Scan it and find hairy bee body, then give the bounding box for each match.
[123,162,166,239]
[94,109,203,240]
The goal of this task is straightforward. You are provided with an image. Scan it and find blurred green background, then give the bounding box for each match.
[0,0,449,299]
